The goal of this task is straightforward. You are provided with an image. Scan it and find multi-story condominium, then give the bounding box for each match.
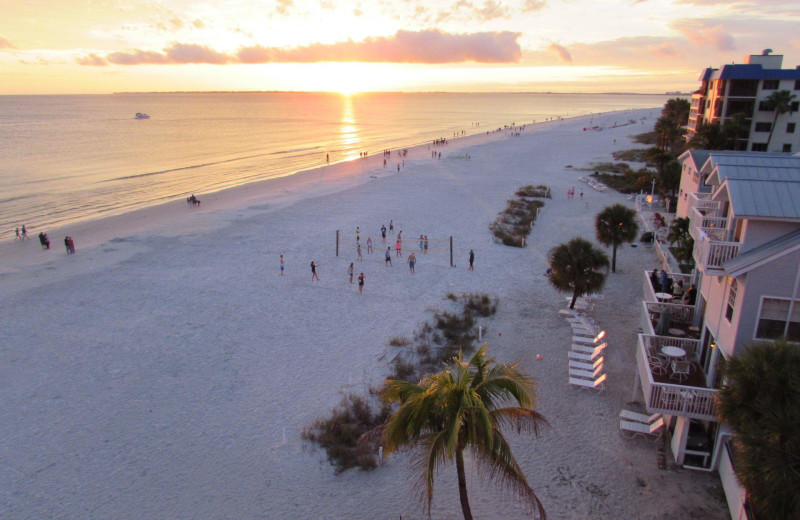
[686,50,800,153]
[636,150,800,519]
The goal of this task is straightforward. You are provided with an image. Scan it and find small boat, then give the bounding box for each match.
[135,113,150,119]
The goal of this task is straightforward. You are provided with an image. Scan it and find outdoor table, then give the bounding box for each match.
[668,328,686,337]
[661,346,686,359]
[654,292,674,302]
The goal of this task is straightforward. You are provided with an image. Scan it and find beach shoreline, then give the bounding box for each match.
[0,106,728,519]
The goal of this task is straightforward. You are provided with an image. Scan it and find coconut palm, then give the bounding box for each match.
[548,237,609,309]
[595,204,639,273]
[717,341,800,519]
[763,89,797,149]
[667,217,694,266]
[380,344,548,520]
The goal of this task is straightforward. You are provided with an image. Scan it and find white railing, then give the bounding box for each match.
[636,334,719,421]
[686,192,718,216]
[643,300,696,328]
[642,271,693,303]
[694,229,741,275]
[689,207,730,241]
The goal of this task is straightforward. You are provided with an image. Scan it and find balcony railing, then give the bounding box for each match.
[636,334,719,421]
[642,271,693,303]
[685,192,719,217]
[688,207,730,242]
[693,229,741,276]
[641,300,697,336]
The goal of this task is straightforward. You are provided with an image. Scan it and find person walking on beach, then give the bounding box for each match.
[358,272,365,294]
[357,243,363,261]
[366,237,373,254]
[395,238,402,257]
[348,263,354,284]
[280,254,284,276]
[311,261,320,281]
[21,225,28,240]
[408,253,416,274]
[15,227,20,240]
[469,249,474,270]
[381,225,387,242]
[389,220,394,234]
[38,232,50,250]
[64,236,71,254]
[419,235,424,251]
[424,235,429,253]
[356,227,360,243]
[385,247,392,266]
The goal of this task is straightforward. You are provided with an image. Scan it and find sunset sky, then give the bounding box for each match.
[1,0,799,95]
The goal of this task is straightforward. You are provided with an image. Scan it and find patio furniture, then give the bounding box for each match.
[619,417,665,440]
[668,328,686,337]
[670,360,691,382]
[573,342,607,356]
[654,292,674,302]
[569,365,604,380]
[569,373,606,390]
[568,351,603,363]
[661,346,686,359]
[569,358,603,371]
[619,410,661,424]
[647,353,668,375]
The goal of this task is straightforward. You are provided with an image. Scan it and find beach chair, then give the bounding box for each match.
[568,350,604,362]
[619,410,661,424]
[559,309,583,318]
[572,331,605,345]
[569,373,606,390]
[572,343,607,357]
[569,358,603,371]
[568,365,604,380]
[619,417,665,440]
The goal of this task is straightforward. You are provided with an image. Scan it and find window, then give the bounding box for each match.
[788,123,797,134]
[751,143,768,151]
[758,101,771,111]
[792,102,800,112]
[762,80,779,90]
[754,122,772,132]
[795,79,800,90]
[756,297,800,341]
[783,144,793,153]
[725,279,737,322]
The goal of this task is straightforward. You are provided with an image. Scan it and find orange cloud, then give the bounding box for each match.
[0,36,15,49]
[672,20,735,51]
[79,30,522,66]
[548,43,572,63]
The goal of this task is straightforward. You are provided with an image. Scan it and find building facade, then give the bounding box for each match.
[686,50,800,153]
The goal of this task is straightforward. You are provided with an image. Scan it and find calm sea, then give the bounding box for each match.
[0,92,670,239]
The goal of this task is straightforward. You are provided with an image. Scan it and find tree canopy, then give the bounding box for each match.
[595,204,639,273]
[548,237,609,308]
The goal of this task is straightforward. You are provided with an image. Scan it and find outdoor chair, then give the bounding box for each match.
[569,373,606,391]
[568,350,603,362]
[568,365,604,380]
[569,358,603,371]
[670,360,691,383]
[619,410,661,424]
[619,417,665,440]
[573,342,607,357]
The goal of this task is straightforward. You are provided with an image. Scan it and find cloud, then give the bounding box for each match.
[237,29,521,64]
[649,41,682,59]
[475,0,509,20]
[548,43,572,63]
[192,19,205,29]
[0,36,16,49]
[672,19,735,51]
[77,53,109,66]
[170,17,184,29]
[522,0,547,12]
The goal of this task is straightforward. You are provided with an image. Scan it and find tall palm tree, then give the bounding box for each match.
[667,217,694,266]
[763,89,797,149]
[548,237,609,309]
[717,341,800,519]
[379,344,548,520]
[595,204,639,273]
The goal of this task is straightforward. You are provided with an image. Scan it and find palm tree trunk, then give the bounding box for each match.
[611,244,618,273]
[570,290,578,310]
[766,112,779,149]
[455,449,474,520]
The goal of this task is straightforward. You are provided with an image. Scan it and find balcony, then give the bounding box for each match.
[642,271,693,304]
[693,229,741,276]
[641,300,698,338]
[636,334,719,422]
[688,206,729,242]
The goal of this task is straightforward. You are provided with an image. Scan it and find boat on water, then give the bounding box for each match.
[135,113,150,119]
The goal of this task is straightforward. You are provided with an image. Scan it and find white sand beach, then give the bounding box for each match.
[0,110,729,519]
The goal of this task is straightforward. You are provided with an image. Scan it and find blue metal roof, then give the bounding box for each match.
[708,63,800,81]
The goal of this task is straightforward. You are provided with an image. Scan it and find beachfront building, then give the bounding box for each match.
[686,50,800,153]
[636,151,800,518]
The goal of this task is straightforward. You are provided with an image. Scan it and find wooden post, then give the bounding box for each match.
[449,236,453,267]
[335,230,339,257]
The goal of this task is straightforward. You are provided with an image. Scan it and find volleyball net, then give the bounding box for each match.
[336,230,454,266]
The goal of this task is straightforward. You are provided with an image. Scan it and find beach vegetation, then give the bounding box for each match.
[595,204,639,273]
[388,336,410,347]
[302,394,392,474]
[717,341,800,520]
[377,344,548,520]
[689,113,750,151]
[666,217,694,267]
[547,237,609,309]
[633,131,657,145]
[640,231,654,243]
[588,161,630,175]
[491,187,548,247]
[763,90,798,149]
[612,149,648,163]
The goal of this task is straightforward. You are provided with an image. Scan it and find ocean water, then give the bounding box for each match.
[0,92,670,239]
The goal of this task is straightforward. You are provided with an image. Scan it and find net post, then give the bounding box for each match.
[336,230,339,257]
[450,236,453,267]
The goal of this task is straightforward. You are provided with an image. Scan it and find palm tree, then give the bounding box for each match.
[763,89,797,150]
[595,204,639,273]
[717,341,800,519]
[379,344,548,520]
[548,237,609,309]
[667,217,694,266]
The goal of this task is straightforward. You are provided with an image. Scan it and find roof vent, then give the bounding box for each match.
[763,48,773,55]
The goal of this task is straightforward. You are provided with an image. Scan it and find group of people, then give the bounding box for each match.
[38,232,50,249]
[651,268,696,305]
[566,186,583,199]
[14,225,74,255]
[64,236,76,254]
[186,194,201,207]
[15,225,29,240]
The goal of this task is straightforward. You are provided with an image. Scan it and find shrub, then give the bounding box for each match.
[387,336,410,347]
